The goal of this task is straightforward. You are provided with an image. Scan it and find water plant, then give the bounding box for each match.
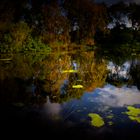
[88,113,105,127]
[125,106,140,123]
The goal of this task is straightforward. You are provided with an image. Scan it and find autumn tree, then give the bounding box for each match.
[41,0,70,44]
[0,0,15,44]
[63,0,108,44]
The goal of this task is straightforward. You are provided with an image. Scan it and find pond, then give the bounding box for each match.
[0,50,140,139]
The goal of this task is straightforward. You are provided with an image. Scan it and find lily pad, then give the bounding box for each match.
[125,106,140,123]
[88,113,105,127]
[106,114,114,119]
[108,121,113,126]
[77,110,82,112]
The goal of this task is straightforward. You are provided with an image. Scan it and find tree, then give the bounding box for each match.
[41,0,70,44]
[0,0,15,37]
[63,0,108,44]
[128,3,140,30]
[108,1,128,27]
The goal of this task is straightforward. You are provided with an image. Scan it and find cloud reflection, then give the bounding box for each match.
[44,96,61,117]
[88,84,140,107]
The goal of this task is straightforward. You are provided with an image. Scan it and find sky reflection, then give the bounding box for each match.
[85,84,140,107]
[43,83,140,127]
[43,96,61,119]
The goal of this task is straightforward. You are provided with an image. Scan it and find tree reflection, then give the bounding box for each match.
[46,51,108,102]
[129,59,140,89]
[0,51,108,105]
[1,50,140,105]
[0,53,47,105]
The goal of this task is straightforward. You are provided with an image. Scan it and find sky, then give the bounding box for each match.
[95,0,140,5]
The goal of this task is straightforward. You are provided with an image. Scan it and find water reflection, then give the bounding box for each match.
[1,51,108,103]
[0,51,140,139]
[86,84,140,107]
[44,96,61,120]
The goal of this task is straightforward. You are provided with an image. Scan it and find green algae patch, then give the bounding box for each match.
[128,116,140,123]
[125,106,140,123]
[108,121,113,126]
[77,110,82,112]
[88,113,105,127]
[72,85,83,89]
[106,114,114,119]
[126,106,140,116]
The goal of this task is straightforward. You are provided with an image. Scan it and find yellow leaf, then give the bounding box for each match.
[72,85,83,88]
[62,69,78,73]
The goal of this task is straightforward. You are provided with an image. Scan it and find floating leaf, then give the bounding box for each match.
[106,114,114,119]
[126,106,140,117]
[88,113,105,127]
[108,121,113,126]
[72,85,83,88]
[124,106,140,123]
[62,70,78,73]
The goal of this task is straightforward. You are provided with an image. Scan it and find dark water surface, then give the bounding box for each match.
[0,51,140,139]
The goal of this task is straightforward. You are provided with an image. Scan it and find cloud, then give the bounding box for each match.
[87,84,140,107]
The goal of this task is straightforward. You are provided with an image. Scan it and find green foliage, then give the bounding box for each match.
[10,21,31,51]
[0,0,140,52]
[0,34,13,53]
[23,37,51,52]
[63,0,108,43]
[0,21,51,53]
